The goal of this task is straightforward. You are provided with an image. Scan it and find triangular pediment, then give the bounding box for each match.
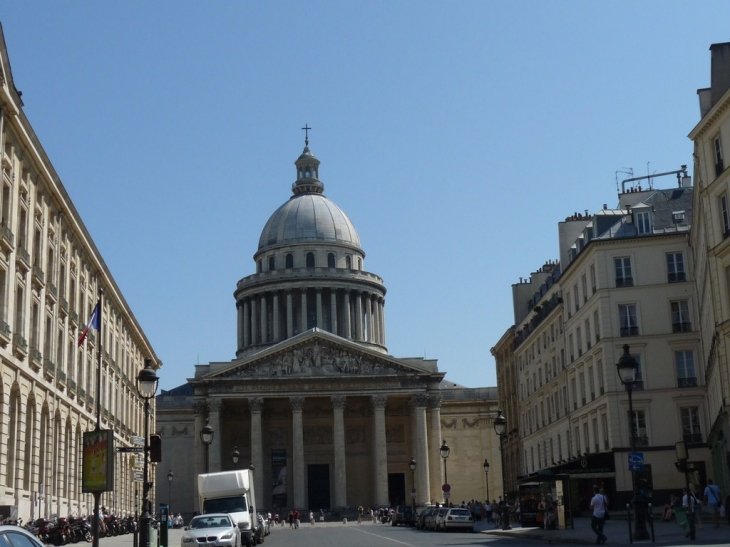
[209,329,436,380]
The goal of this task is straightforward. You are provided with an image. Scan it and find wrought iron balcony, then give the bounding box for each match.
[0,224,14,252]
[16,247,30,271]
[678,377,698,388]
[672,322,692,333]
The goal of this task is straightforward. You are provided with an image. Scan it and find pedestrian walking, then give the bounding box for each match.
[703,478,723,528]
[589,485,608,545]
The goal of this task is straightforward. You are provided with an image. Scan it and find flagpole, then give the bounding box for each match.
[92,287,104,547]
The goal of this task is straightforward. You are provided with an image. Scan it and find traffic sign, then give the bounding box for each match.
[132,436,144,446]
[133,470,144,482]
[411,488,416,498]
[443,492,451,499]
[442,483,451,493]
[117,447,144,453]
[628,452,645,472]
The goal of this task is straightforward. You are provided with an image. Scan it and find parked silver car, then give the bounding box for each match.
[181,513,241,547]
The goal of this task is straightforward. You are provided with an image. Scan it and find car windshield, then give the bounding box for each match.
[190,516,230,529]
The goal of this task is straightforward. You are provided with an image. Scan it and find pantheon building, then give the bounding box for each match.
[157,138,500,515]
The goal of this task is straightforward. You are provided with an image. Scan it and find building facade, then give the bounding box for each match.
[157,140,501,517]
[498,173,712,512]
[0,26,159,521]
[689,41,730,495]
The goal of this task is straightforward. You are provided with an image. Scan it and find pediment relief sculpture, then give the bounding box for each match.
[218,342,418,379]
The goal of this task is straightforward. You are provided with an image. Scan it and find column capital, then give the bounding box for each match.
[371,394,387,410]
[410,393,429,408]
[192,399,209,417]
[249,397,264,412]
[331,395,347,411]
[428,392,443,410]
[290,396,305,412]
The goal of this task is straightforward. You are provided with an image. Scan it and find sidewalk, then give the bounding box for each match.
[478,516,729,545]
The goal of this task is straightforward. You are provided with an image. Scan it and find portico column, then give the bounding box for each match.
[249,397,264,509]
[330,291,338,336]
[380,298,386,347]
[243,300,251,348]
[343,290,351,339]
[251,298,258,345]
[260,295,268,343]
[372,296,380,344]
[208,398,223,472]
[371,395,389,506]
[300,290,308,333]
[273,292,280,341]
[286,290,294,338]
[290,397,306,509]
[355,292,363,341]
[411,394,431,505]
[331,396,347,508]
[316,289,323,329]
[427,393,443,499]
[238,303,245,350]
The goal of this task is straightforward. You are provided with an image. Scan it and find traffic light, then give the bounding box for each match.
[150,434,162,463]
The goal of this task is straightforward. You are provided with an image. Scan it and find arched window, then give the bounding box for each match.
[286,254,294,268]
[328,253,335,268]
[257,260,262,273]
[306,252,315,268]
[357,258,362,270]
[305,170,311,177]
[346,255,352,269]
[268,256,275,271]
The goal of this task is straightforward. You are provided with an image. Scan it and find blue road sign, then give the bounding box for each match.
[628,452,645,471]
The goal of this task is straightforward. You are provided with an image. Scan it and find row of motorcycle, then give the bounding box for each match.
[22,513,138,545]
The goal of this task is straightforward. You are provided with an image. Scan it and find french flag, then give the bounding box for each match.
[78,302,100,346]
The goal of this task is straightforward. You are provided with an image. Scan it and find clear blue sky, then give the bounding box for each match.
[1,2,727,391]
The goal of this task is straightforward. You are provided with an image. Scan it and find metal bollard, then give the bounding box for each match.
[647,503,654,543]
[626,503,633,544]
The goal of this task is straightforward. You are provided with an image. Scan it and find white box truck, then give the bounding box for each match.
[198,470,258,546]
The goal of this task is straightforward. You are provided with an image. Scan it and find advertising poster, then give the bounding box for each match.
[82,429,114,493]
[271,449,287,509]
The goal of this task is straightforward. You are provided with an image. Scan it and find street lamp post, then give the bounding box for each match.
[616,344,649,541]
[674,441,695,541]
[483,459,490,503]
[493,409,511,530]
[409,457,417,511]
[440,441,450,504]
[200,420,214,473]
[167,470,174,514]
[136,358,159,547]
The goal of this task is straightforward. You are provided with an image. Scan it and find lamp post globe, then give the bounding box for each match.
[232,446,240,467]
[409,457,417,510]
[136,359,159,547]
[440,441,450,502]
[200,420,214,473]
[483,459,490,502]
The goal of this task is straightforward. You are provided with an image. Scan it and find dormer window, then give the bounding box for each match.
[635,211,652,234]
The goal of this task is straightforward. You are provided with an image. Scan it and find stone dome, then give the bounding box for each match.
[257,193,361,251]
[257,141,361,252]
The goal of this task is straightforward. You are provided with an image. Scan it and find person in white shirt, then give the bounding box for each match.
[589,485,608,545]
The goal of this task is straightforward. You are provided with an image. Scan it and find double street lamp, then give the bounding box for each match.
[616,344,649,541]
[167,470,174,514]
[409,457,417,510]
[483,459,490,503]
[136,359,159,547]
[440,441,450,503]
[493,410,511,530]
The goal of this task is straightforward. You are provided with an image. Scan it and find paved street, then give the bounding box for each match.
[92,515,729,547]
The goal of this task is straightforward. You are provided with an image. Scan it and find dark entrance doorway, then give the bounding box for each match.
[308,464,330,510]
[388,473,406,507]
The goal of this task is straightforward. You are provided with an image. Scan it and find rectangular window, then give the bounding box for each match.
[667,252,686,282]
[583,423,590,454]
[573,285,579,312]
[592,417,599,453]
[675,350,697,388]
[585,319,592,349]
[594,310,600,342]
[576,327,583,356]
[630,410,649,447]
[590,265,597,293]
[636,211,652,234]
[671,300,691,332]
[579,371,586,405]
[597,359,605,395]
[721,194,730,236]
[588,365,595,400]
[619,304,639,336]
[557,434,563,460]
[569,333,574,362]
[575,426,581,456]
[571,378,577,410]
[581,275,588,303]
[615,257,633,287]
[601,413,609,449]
[681,407,702,444]
[566,292,572,318]
[715,134,725,176]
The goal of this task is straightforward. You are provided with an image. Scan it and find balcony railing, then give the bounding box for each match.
[31,347,42,365]
[683,432,703,444]
[43,358,55,376]
[668,272,686,283]
[616,276,634,287]
[16,247,30,271]
[620,326,640,337]
[0,224,14,252]
[678,377,698,388]
[0,319,10,346]
[32,264,45,286]
[672,322,692,333]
